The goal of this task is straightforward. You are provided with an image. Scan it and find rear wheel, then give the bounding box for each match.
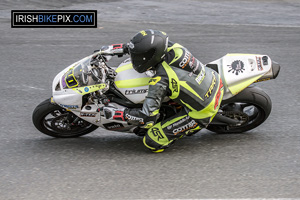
[207,86,272,133]
[32,99,98,138]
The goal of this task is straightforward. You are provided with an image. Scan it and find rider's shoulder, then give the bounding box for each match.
[167,42,185,52]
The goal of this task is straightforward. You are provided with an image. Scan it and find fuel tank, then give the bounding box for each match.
[114,58,151,104]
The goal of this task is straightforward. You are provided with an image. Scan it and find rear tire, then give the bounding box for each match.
[207,86,272,133]
[32,99,98,138]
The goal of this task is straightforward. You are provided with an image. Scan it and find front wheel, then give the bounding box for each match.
[32,99,98,138]
[207,86,272,133]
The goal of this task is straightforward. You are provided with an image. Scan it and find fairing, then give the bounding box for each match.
[208,54,275,100]
[51,53,279,132]
[114,58,152,104]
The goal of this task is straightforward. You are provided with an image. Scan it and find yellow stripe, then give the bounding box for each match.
[115,77,151,88]
[167,43,184,65]
[151,109,160,116]
[162,62,180,99]
[149,76,161,85]
[152,149,164,153]
[143,123,154,129]
[229,74,262,95]
[162,115,187,129]
[180,99,196,111]
[169,48,183,65]
[115,63,133,73]
[188,82,224,119]
[167,43,183,51]
[143,137,156,150]
[72,83,107,95]
[180,81,204,101]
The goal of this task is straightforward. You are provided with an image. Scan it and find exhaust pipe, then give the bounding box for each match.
[211,114,240,126]
[255,59,280,82]
[271,61,280,79]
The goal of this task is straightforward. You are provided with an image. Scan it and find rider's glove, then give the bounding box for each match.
[103,107,126,121]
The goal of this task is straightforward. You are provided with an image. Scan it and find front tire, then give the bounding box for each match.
[207,86,272,133]
[32,99,98,138]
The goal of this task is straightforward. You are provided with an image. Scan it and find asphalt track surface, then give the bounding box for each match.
[1,0,300,199]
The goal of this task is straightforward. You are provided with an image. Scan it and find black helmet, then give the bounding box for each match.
[128,30,169,73]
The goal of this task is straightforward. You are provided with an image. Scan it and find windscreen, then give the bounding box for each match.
[61,56,103,89]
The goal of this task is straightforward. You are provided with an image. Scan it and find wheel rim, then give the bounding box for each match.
[42,108,94,136]
[216,102,264,131]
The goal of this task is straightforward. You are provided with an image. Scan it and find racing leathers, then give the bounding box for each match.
[103,42,224,152]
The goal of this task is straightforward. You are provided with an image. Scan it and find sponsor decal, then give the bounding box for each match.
[228,60,245,75]
[103,122,124,130]
[173,120,198,135]
[140,30,147,36]
[195,68,205,85]
[128,42,134,49]
[113,111,125,121]
[250,60,255,71]
[193,60,200,73]
[59,104,79,109]
[125,114,144,123]
[65,69,78,88]
[171,78,178,93]
[179,50,191,69]
[121,58,131,64]
[11,10,97,28]
[167,116,190,130]
[189,57,196,68]
[262,56,268,65]
[205,72,216,99]
[189,60,202,77]
[256,56,263,71]
[125,89,148,95]
[149,76,161,85]
[151,127,165,141]
[214,79,224,109]
[80,112,96,117]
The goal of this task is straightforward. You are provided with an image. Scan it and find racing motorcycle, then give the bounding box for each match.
[32,50,280,138]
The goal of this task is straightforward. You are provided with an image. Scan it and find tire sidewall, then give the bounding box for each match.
[208,86,272,133]
[32,99,98,138]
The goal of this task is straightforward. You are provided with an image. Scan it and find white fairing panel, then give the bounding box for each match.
[52,57,88,110]
[114,58,152,104]
[208,54,272,99]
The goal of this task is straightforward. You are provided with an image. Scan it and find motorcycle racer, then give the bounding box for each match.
[102,29,224,153]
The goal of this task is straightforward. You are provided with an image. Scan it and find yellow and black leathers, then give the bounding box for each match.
[125,42,224,152]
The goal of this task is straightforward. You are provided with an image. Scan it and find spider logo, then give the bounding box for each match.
[228,60,245,75]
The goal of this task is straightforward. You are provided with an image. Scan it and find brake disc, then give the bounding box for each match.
[221,111,249,127]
